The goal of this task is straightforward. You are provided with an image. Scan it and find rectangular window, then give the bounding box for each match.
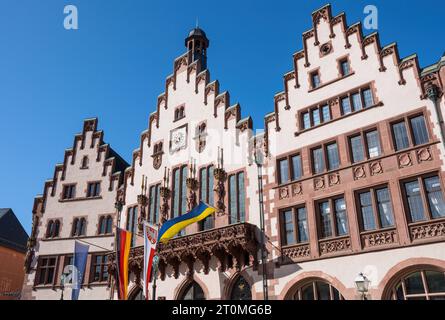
[376,187,395,228]
[340,59,350,76]
[311,72,321,88]
[62,184,76,200]
[312,109,321,126]
[392,121,410,151]
[199,165,215,231]
[283,209,295,246]
[424,176,445,219]
[352,93,362,111]
[149,184,161,225]
[278,154,302,185]
[358,187,395,231]
[126,207,138,246]
[404,180,425,222]
[279,159,290,184]
[334,198,349,236]
[350,135,365,163]
[302,112,311,129]
[359,191,376,231]
[321,105,331,122]
[363,88,374,107]
[229,172,246,224]
[326,143,340,171]
[172,166,188,234]
[36,257,57,285]
[87,182,101,198]
[410,115,429,146]
[280,206,309,246]
[91,255,109,283]
[297,207,309,242]
[318,197,349,239]
[312,147,325,174]
[291,155,302,181]
[319,201,332,238]
[366,130,381,158]
[341,97,351,115]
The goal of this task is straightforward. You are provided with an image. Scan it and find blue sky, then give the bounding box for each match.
[1,0,444,234]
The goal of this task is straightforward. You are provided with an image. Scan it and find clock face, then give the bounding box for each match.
[170,125,187,152]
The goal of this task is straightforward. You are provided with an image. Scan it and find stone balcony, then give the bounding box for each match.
[109,222,260,283]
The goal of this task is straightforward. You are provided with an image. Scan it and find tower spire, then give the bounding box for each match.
[185,25,209,72]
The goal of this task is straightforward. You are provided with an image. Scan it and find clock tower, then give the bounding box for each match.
[185,27,209,71]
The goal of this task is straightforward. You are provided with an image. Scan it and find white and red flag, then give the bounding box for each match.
[143,222,158,300]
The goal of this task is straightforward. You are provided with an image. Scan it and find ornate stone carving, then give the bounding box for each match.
[369,161,383,176]
[416,147,433,163]
[353,165,366,180]
[279,186,289,200]
[328,172,340,186]
[319,237,351,255]
[186,178,198,211]
[160,187,171,224]
[314,177,325,191]
[213,168,227,215]
[312,7,329,25]
[398,152,413,168]
[291,182,303,196]
[381,46,395,58]
[320,42,332,56]
[362,229,398,248]
[127,223,259,280]
[137,194,148,233]
[282,244,310,261]
[410,221,445,241]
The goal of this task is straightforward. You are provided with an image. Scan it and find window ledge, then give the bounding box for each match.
[59,196,103,203]
[295,101,384,137]
[173,116,186,123]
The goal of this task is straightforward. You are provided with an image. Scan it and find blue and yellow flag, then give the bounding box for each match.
[158,202,216,243]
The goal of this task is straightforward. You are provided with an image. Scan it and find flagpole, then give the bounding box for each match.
[112,199,123,300]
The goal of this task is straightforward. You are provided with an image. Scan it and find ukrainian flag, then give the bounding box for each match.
[158,202,216,243]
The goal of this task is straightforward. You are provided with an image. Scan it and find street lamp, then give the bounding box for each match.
[355,273,370,300]
[254,147,268,300]
[60,271,70,300]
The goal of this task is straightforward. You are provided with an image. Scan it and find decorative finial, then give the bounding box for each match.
[196,17,199,28]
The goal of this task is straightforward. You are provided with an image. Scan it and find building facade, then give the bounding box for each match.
[0,208,28,300]
[21,120,129,300]
[23,4,445,300]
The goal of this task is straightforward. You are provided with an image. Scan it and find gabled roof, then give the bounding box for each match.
[0,208,29,253]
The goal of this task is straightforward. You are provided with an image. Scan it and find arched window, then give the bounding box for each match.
[72,217,86,237]
[172,166,188,236]
[106,216,113,234]
[179,281,205,300]
[53,220,60,237]
[46,220,54,238]
[71,218,78,236]
[199,165,214,231]
[98,215,113,235]
[79,218,86,236]
[126,207,138,246]
[387,269,445,300]
[290,280,343,300]
[98,216,105,234]
[81,156,89,169]
[230,276,252,300]
[229,172,246,224]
